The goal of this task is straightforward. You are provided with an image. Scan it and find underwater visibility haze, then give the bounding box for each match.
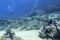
[0,0,60,40]
[0,0,36,18]
[0,0,60,18]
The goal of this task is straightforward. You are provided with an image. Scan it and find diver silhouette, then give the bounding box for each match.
[47,19,53,26]
[46,19,58,30]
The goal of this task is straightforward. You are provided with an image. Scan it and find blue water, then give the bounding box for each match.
[0,0,60,18]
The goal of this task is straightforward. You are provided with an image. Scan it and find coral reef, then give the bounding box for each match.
[0,12,60,31]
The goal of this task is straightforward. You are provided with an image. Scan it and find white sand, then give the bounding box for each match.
[0,30,51,40]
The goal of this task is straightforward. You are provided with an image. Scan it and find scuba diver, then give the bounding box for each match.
[47,19,53,25]
[47,19,57,26]
[4,29,15,40]
[45,19,58,32]
[47,19,59,31]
